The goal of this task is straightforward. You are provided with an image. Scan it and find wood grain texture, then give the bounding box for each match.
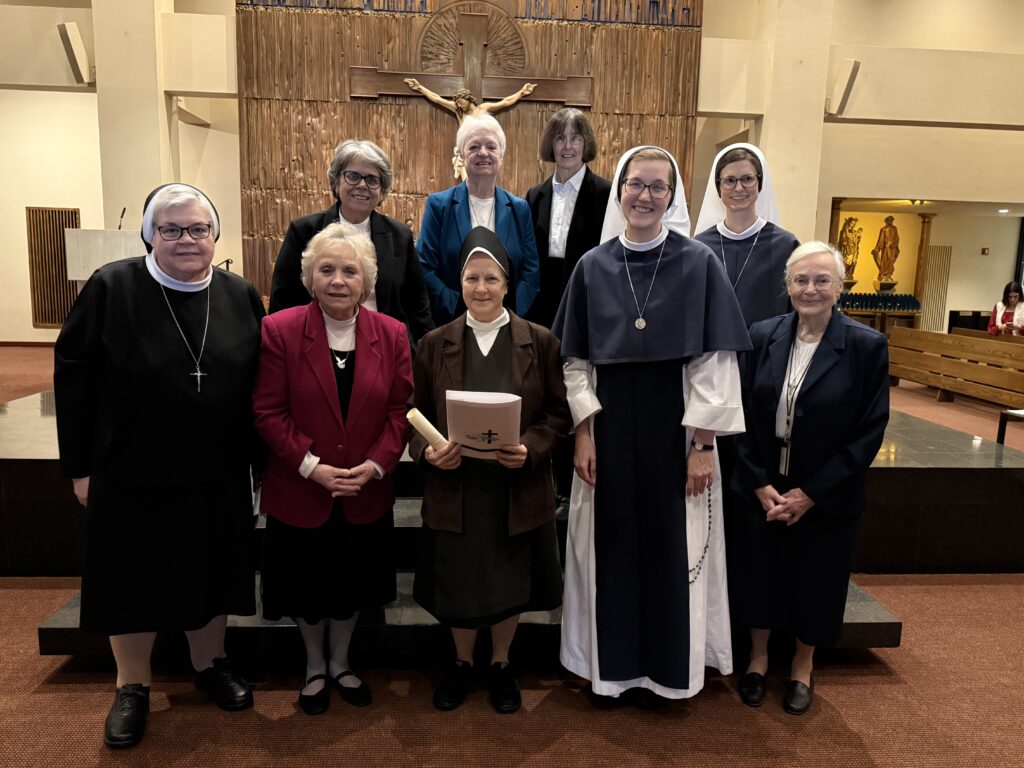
[25,208,80,329]
[237,4,701,295]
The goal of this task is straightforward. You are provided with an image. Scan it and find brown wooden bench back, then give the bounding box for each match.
[950,326,1024,345]
[888,326,1024,408]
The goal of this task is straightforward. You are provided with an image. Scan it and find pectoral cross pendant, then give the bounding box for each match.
[190,367,207,393]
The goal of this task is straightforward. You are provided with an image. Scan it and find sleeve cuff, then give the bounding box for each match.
[298,451,320,479]
[564,357,602,427]
[367,459,385,479]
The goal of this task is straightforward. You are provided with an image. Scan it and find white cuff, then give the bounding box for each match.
[564,357,602,428]
[298,451,321,479]
[367,459,385,480]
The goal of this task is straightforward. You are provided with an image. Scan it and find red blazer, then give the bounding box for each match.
[253,301,413,527]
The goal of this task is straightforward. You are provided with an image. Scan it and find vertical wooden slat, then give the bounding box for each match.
[25,207,80,329]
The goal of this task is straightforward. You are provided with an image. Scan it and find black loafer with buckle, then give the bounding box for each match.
[332,670,372,707]
[104,683,150,749]
[195,657,254,711]
[739,672,767,708]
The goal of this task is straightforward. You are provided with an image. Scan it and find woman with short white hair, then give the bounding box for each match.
[731,241,890,715]
[416,114,540,325]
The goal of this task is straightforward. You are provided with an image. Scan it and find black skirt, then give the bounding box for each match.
[260,504,396,623]
[80,473,256,635]
[413,459,562,629]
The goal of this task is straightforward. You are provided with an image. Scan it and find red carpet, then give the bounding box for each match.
[2,575,1023,767]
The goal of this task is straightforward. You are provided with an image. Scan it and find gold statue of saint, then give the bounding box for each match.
[871,215,900,282]
[837,216,863,278]
[403,79,536,179]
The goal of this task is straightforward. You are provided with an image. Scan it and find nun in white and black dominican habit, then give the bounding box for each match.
[54,184,265,749]
[691,142,800,326]
[552,146,751,702]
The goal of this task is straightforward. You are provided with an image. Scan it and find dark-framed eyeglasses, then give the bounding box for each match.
[340,170,383,190]
[156,223,212,241]
[718,174,760,190]
[622,178,673,200]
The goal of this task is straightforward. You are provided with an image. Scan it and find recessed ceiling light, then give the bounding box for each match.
[998,208,1010,214]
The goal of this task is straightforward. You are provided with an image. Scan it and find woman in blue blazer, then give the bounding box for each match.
[416,114,539,326]
[731,241,890,716]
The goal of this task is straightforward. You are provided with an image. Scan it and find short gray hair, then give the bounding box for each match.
[456,114,507,156]
[300,221,378,303]
[142,184,220,244]
[326,139,394,197]
[785,241,845,281]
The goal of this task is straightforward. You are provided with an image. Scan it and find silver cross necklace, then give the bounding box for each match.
[160,284,210,392]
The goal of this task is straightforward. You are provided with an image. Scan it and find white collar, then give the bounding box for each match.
[717,217,766,241]
[145,253,212,292]
[340,211,372,233]
[618,225,669,252]
[322,304,359,329]
[552,164,587,193]
[466,308,510,331]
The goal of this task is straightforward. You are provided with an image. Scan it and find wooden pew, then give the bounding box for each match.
[888,326,1024,408]
[951,326,1024,345]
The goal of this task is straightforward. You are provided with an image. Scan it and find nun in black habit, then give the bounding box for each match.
[54,184,264,748]
[410,227,569,713]
[552,146,751,701]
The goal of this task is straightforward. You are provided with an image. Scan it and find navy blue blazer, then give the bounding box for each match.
[416,182,539,325]
[733,309,890,515]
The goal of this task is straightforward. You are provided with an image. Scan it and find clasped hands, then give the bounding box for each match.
[311,462,377,497]
[425,441,528,470]
[754,484,814,526]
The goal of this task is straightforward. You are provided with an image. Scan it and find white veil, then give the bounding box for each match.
[692,142,782,236]
[599,145,691,243]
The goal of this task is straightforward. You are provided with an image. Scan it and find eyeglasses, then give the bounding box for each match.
[156,223,212,241]
[790,275,837,289]
[622,179,673,200]
[340,170,383,190]
[718,174,760,190]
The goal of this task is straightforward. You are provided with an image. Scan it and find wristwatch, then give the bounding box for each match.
[691,439,715,452]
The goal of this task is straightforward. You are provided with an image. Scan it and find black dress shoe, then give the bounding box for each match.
[627,687,668,710]
[433,660,474,711]
[104,683,150,749]
[487,662,521,714]
[298,674,330,715]
[739,672,767,708]
[783,679,814,715]
[332,670,372,707]
[195,657,254,711]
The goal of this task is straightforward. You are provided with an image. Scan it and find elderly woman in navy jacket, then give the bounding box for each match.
[731,241,889,716]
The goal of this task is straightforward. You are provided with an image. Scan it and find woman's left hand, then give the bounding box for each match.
[495,443,528,470]
[686,450,714,497]
[771,487,815,526]
[334,462,377,497]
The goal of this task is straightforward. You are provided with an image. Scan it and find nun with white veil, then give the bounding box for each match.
[692,143,799,326]
[552,145,751,703]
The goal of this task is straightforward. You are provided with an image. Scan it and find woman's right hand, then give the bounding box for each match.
[425,441,461,470]
[754,484,787,518]
[72,476,90,507]
[310,464,349,497]
[574,429,597,487]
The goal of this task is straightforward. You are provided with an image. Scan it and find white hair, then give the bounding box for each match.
[142,184,220,245]
[456,114,507,156]
[300,221,378,302]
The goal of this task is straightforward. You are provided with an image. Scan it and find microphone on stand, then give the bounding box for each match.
[116,207,126,231]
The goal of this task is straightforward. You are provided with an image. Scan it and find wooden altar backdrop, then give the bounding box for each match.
[237,0,704,295]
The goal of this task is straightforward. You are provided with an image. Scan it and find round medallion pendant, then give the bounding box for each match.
[634,318,647,330]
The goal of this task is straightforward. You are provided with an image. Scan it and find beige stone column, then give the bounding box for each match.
[754,0,834,241]
[91,0,175,229]
[913,213,936,299]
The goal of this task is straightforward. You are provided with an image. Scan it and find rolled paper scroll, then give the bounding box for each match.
[407,408,448,449]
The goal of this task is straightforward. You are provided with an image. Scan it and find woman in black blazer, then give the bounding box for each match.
[524,109,611,329]
[269,139,434,343]
[731,241,890,716]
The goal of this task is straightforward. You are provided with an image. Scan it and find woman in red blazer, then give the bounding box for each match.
[253,222,413,715]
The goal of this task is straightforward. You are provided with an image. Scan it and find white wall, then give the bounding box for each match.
[0,5,95,88]
[932,214,1021,320]
[0,89,103,342]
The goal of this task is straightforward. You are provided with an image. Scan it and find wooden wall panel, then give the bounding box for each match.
[25,208,80,329]
[238,3,702,295]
